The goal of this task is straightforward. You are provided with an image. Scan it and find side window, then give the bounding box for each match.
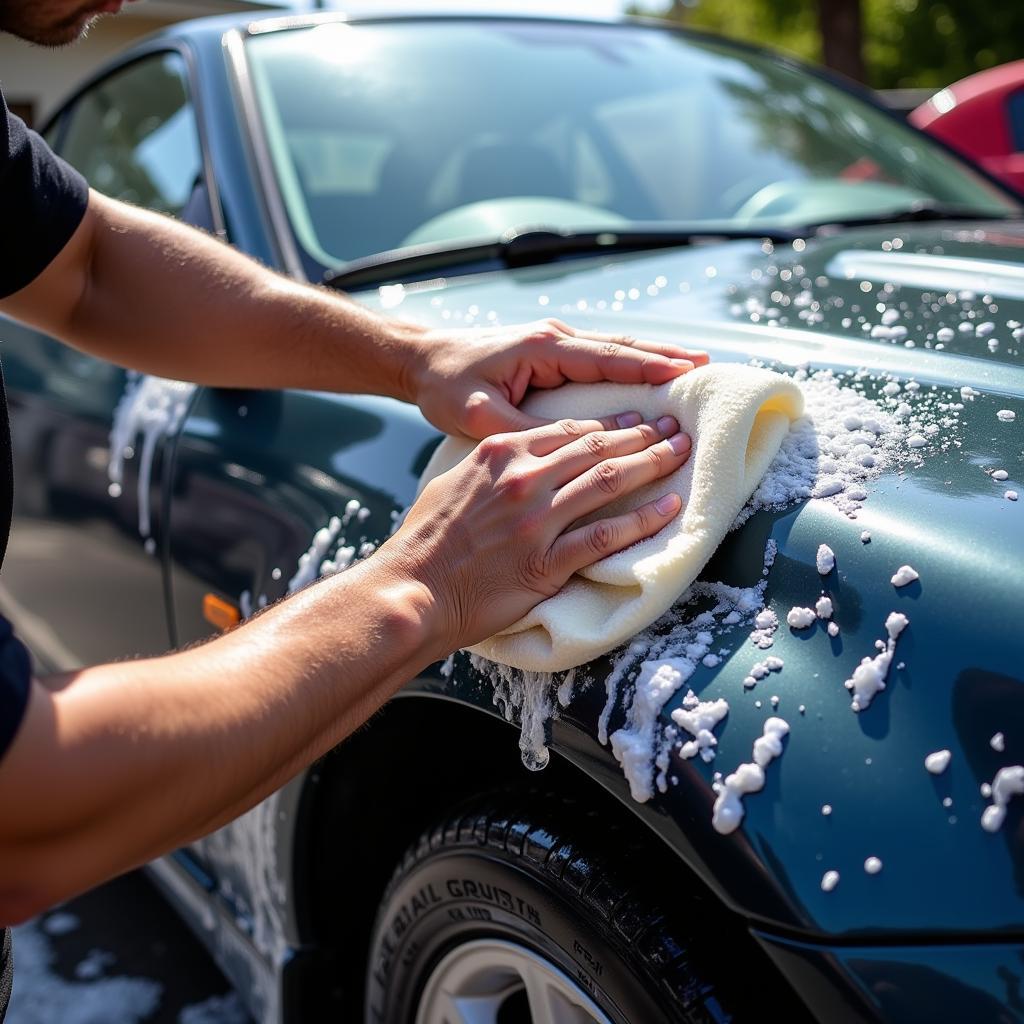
[58,52,202,216]
[1007,89,1024,154]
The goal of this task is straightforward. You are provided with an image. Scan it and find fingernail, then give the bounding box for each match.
[684,349,708,357]
[616,411,642,428]
[667,432,691,455]
[671,359,695,371]
[656,493,681,515]
[657,415,677,434]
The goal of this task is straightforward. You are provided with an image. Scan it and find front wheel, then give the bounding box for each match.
[365,798,733,1024]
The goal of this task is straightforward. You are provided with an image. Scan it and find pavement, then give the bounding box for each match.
[7,870,252,1024]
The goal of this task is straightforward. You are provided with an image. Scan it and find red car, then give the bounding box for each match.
[911,59,1024,195]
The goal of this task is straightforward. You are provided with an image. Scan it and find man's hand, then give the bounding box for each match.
[377,411,692,655]
[408,318,710,438]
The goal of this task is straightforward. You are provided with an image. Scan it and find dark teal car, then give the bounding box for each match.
[1,10,1022,1024]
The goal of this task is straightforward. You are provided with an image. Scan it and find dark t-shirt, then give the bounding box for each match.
[0,85,89,1020]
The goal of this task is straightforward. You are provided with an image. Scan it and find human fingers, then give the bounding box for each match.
[550,492,683,577]
[524,411,650,457]
[529,336,697,389]
[552,431,692,521]
[554,323,710,368]
[536,416,680,484]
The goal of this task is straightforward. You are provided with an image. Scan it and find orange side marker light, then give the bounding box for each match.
[203,593,241,631]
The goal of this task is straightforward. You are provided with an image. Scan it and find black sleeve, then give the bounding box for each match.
[0,612,30,765]
[0,87,89,299]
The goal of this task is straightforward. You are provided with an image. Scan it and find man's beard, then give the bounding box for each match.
[0,1,109,47]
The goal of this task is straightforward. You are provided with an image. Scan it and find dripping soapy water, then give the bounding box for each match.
[108,374,197,539]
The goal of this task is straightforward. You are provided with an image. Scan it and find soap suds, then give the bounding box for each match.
[8,919,162,1024]
[815,596,833,619]
[996,409,1016,423]
[108,374,196,538]
[843,613,908,711]
[891,565,919,587]
[786,606,816,629]
[821,870,840,892]
[981,766,1024,832]
[816,544,835,575]
[671,690,730,763]
[864,856,883,874]
[610,652,709,801]
[711,718,789,834]
[734,367,914,525]
[991,732,1006,752]
[925,749,952,775]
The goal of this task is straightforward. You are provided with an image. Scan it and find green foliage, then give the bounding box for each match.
[629,0,1024,89]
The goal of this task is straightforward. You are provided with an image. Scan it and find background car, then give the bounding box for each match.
[911,59,1024,197]
[1,10,1023,1024]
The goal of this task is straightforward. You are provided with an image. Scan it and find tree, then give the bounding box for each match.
[630,0,1024,90]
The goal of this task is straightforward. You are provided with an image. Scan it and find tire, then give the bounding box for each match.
[365,795,735,1024]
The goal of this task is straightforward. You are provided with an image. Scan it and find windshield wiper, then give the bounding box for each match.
[805,202,1023,232]
[322,223,801,291]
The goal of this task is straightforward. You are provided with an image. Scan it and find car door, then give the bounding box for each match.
[0,50,209,671]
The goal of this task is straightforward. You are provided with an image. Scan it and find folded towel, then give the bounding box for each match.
[418,362,804,671]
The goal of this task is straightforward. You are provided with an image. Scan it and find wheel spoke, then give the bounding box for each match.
[416,939,612,1024]
[521,961,593,1024]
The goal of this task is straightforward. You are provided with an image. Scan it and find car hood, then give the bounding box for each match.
[363,221,1024,941]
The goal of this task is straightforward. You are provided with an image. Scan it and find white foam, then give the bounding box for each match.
[815,596,833,619]
[821,870,840,892]
[178,993,250,1024]
[925,749,952,775]
[786,606,816,629]
[891,565,919,587]
[108,375,196,538]
[8,920,161,1023]
[671,690,730,763]
[711,718,789,834]
[991,732,1006,752]
[981,766,1024,832]
[997,409,1016,422]
[864,856,883,875]
[734,367,913,525]
[844,613,908,711]
[816,544,835,575]
[611,656,702,801]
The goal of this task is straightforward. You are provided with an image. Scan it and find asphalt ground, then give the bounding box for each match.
[7,870,252,1024]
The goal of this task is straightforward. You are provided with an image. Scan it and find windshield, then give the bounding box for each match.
[245,18,1020,276]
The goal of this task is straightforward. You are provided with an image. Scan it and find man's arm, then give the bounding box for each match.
[0,410,691,923]
[0,190,709,438]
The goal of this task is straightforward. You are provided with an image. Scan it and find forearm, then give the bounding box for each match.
[1,190,425,399]
[0,557,440,921]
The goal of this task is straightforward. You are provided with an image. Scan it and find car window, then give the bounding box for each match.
[247,20,1020,272]
[58,52,202,216]
[1007,88,1024,154]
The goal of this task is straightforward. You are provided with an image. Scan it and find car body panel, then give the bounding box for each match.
[755,931,1024,1024]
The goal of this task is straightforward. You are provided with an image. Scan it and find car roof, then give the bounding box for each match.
[153,7,632,46]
